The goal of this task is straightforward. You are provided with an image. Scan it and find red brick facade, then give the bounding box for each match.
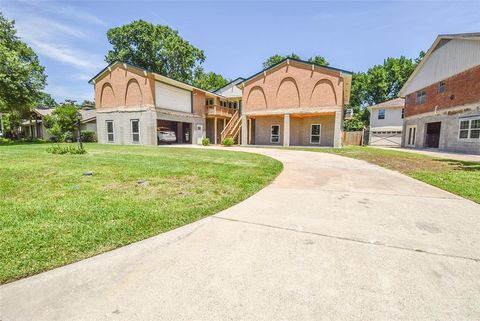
[405,64,480,117]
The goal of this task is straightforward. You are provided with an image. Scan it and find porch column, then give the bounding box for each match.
[177,122,183,144]
[214,117,218,144]
[241,115,248,146]
[283,114,290,147]
[333,111,342,148]
[248,118,252,144]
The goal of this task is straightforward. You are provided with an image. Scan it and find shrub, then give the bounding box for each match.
[222,137,234,147]
[46,144,87,155]
[0,137,13,145]
[81,130,96,142]
[201,137,210,146]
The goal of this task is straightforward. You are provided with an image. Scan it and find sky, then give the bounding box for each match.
[1,0,480,103]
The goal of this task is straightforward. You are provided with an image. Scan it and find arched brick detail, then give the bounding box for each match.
[246,86,267,111]
[125,78,143,107]
[276,77,300,108]
[310,79,337,106]
[100,83,115,108]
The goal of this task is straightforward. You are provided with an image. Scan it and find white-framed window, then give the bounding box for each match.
[270,124,280,143]
[378,109,385,120]
[106,120,114,143]
[416,90,426,104]
[406,125,416,147]
[438,80,446,93]
[310,124,321,144]
[131,119,140,143]
[459,118,480,140]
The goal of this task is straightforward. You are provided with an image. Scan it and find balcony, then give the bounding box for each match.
[206,104,236,118]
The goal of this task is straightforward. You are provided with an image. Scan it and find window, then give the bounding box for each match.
[233,102,238,109]
[106,120,114,143]
[438,81,446,93]
[310,124,321,144]
[270,125,280,143]
[131,119,140,143]
[406,125,416,147]
[378,109,385,120]
[401,108,405,119]
[229,102,233,108]
[459,118,480,139]
[416,90,426,104]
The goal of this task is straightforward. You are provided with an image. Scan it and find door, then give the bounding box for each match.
[425,122,441,148]
[406,125,416,147]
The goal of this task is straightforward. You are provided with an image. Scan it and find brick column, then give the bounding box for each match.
[333,111,342,148]
[283,114,290,147]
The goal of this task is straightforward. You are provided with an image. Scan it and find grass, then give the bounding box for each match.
[0,143,282,284]
[286,146,480,204]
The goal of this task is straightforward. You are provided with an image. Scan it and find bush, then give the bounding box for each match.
[0,137,13,145]
[81,130,96,142]
[46,144,86,155]
[222,137,234,147]
[201,137,210,146]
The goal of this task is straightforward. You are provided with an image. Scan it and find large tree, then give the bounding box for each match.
[105,20,205,84]
[43,103,80,142]
[262,53,329,69]
[0,12,46,114]
[192,67,229,91]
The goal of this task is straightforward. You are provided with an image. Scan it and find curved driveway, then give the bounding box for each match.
[1,147,479,320]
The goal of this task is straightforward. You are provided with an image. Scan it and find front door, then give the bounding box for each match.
[406,125,417,147]
[425,122,441,148]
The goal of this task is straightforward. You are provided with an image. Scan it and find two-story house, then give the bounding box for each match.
[220,58,352,147]
[367,98,405,146]
[399,33,480,154]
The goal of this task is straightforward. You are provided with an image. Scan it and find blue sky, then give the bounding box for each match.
[2,0,480,103]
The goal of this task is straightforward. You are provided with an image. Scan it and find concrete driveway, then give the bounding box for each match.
[1,147,479,321]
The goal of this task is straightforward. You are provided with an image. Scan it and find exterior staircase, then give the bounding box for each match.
[220,110,242,143]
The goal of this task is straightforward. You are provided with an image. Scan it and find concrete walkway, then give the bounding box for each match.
[1,147,479,321]
[373,146,480,162]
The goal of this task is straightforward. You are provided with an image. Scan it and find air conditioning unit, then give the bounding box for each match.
[344,108,354,120]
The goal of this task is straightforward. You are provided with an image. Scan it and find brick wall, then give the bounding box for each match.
[405,64,480,117]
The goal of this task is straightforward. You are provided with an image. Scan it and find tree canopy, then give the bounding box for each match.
[105,20,206,84]
[262,53,329,69]
[43,103,80,141]
[192,67,229,91]
[0,12,46,114]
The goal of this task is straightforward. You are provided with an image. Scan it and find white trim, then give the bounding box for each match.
[106,120,115,143]
[270,124,280,144]
[458,116,480,141]
[406,125,417,147]
[310,124,321,144]
[131,119,140,144]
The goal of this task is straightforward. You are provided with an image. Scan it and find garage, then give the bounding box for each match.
[369,127,402,146]
[156,119,192,144]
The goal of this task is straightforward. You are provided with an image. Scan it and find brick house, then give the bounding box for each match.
[90,59,352,148]
[399,33,480,154]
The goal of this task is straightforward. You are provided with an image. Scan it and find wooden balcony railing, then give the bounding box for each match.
[206,104,236,118]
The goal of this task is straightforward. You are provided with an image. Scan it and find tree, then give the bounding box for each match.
[308,55,329,66]
[105,20,205,83]
[37,92,57,108]
[262,53,300,69]
[192,67,229,91]
[43,103,80,141]
[0,12,46,114]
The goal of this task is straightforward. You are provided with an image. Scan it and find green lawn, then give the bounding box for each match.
[287,146,480,204]
[0,143,282,284]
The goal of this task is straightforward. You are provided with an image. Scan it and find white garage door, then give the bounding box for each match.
[370,131,402,146]
[155,81,192,113]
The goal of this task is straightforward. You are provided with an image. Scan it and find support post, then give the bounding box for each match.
[248,118,252,144]
[283,114,290,147]
[333,111,342,148]
[241,115,248,146]
[214,117,218,144]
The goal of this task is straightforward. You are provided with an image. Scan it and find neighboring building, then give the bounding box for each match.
[89,62,235,146]
[21,106,97,140]
[399,33,480,154]
[367,98,405,146]
[230,58,352,147]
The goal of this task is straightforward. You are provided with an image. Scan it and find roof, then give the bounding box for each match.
[399,32,480,96]
[213,77,245,94]
[367,98,405,110]
[89,61,223,98]
[79,108,96,123]
[34,108,55,117]
[240,57,353,86]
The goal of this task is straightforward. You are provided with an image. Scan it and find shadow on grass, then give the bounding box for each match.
[434,159,480,171]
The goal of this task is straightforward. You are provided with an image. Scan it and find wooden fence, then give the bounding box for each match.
[343,130,363,146]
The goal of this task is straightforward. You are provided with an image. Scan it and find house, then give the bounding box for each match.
[21,106,97,140]
[367,98,405,146]
[89,59,352,147]
[399,33,480,154]
[89,62,236,145]
[233,58,352,147]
